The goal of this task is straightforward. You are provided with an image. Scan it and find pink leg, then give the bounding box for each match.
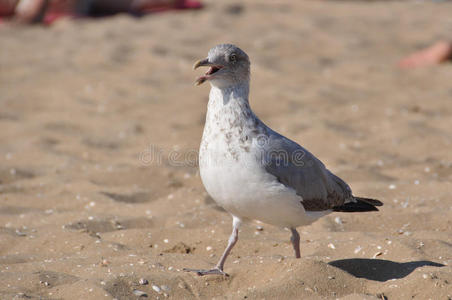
[184,216,241,276]
[290,227,301,258]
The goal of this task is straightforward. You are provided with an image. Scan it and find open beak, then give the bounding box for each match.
[193,58,212,70]
[193,58,223,86]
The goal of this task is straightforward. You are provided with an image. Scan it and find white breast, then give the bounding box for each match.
[199,86,324,228]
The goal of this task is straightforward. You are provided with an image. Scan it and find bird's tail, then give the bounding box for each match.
[333,197,383,212]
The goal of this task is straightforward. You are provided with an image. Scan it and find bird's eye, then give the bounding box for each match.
[229,54,236,62]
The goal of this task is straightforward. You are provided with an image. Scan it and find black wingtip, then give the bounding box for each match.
[333,197,383,213]
[355,197,383,206]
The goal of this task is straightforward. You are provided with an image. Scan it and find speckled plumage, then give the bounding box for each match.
[185,44,382,276]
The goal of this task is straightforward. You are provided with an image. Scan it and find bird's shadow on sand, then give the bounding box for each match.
[328,258,445,282]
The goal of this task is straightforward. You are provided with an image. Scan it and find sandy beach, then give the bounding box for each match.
[1,0,452,299]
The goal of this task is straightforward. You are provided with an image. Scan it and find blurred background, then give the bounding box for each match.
[1,0,451,299]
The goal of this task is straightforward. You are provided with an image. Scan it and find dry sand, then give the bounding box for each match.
[1,0,452,299]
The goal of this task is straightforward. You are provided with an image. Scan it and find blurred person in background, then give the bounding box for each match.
[0,0,201,24]
[399,40,452,68]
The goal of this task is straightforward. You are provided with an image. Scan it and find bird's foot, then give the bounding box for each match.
[183,267,229,276]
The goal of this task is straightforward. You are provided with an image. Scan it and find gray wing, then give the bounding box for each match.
[260,130,353,211]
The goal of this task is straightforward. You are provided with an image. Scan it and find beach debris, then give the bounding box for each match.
[376,293,387,300]
[334,217,343,225]
[100,258,109,267]
[39,281,50,287]
[206,246,213,251]
[354,246,362,254]
[152,285,161,293]
[327,243,336,249]
[132,289,147,297]
[115,223,124,230]
[178,282,187,289]
[401,200,409,208]
[372,251,383,259]
[176,221,185,228]
[139,278,148,285]
[14,292,30,298]
[15,229,27,237]
[256,225,264,231]
[397,229,412,236]
[388,184,396,190]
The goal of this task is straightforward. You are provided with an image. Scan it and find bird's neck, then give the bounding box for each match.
[209,81,250,107]
[205,81,256,133]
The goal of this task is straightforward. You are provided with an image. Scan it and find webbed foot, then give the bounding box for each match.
[183,267,229,276]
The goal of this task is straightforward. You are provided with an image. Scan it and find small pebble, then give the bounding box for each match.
[132,289,147,297]
[334,217,343,225]
[15,229,26,237]
[354,246,362,254]
[388,184,396,190]
[206,246,212,251]
[327,243,336,249]
[101,258,109,266]
[152,285,161,293]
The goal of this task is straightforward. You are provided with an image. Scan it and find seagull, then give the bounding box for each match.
[184,44,383,276]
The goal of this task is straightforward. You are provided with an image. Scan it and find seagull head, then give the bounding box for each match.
[193,44,250,88]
